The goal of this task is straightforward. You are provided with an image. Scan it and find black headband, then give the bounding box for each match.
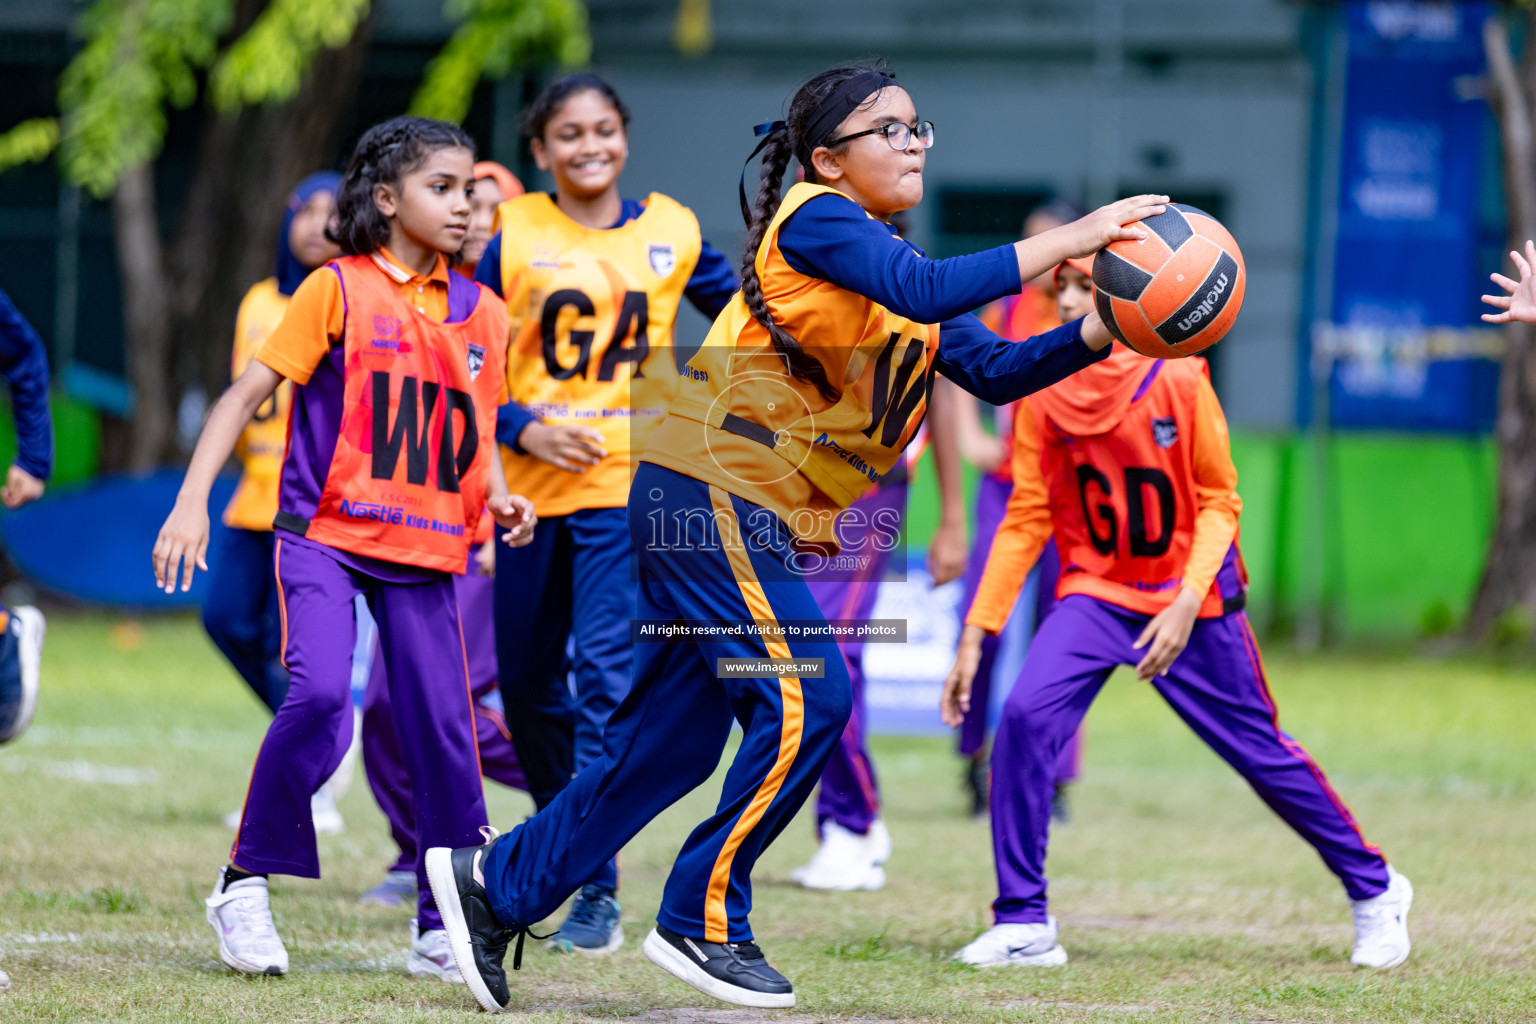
[737,70,895,225]
[798,70,893,165]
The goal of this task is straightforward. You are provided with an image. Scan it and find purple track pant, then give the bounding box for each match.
[362,568,527,875]
[990,594,1390,923]
[959,473,1080,785]
[806,483,907,836]
[231,537,489,930]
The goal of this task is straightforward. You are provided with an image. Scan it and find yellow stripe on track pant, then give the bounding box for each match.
[476,463,853,943]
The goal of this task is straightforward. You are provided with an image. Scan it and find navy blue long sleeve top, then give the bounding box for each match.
[476,196,740,449]
[0,291,53,481]
[777,192,1106,405]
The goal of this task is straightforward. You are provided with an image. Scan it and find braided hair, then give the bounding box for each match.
[330,116,477,255]
[741,62,894,404]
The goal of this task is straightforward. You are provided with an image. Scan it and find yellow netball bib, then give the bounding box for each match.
[644,182,939,550]
[224,278,294,531]
[497,192,704,516]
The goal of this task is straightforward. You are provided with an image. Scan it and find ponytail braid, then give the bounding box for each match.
[739,128,840,404]
[739,60,896,405]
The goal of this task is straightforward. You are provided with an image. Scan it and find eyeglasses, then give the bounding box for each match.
[825,120,935,152]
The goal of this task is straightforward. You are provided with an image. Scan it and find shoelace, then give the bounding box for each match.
[509,927,554,971]
[563,886,615,931]
[229,894,281,951]
[1352,896,1396,932]
[729,940,766,963]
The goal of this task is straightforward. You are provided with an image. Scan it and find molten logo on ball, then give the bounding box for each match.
[1093,204,1246,359]
[1176,272,1229,333]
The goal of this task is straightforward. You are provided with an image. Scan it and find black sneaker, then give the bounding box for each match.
[641,924,794,1008]
[425,829,514,1013]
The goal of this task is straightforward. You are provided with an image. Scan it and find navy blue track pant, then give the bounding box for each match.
[481,463,852,942]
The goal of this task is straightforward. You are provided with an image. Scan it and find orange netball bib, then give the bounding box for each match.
[1031,357,1243,617]
[300,256,508,574]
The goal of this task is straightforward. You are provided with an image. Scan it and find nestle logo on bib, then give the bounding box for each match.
[370,314,405,353]
[338,499,404,524]
[1152,417,1179,448]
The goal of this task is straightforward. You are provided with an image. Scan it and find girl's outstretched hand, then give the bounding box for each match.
[489,493,537,548]
[152,498,210,594]
[1060,194,1170,258]
[1482,240,1536,324]
[941,624,988,728]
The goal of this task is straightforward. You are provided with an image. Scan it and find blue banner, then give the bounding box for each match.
[1322,1,1499,433]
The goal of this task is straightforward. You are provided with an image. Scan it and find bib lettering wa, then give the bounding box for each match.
[646,182,938,549]
[301,256,508,574]
[1030,359,1245,617]
[498,192,703,515]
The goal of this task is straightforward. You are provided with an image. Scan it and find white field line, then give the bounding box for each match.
[2,758,160,785]
[0,931,410,972]
[22,726,257,751]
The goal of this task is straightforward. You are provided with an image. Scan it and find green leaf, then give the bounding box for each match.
[0,118,63,175]
[57,0,233,197]
[410,0,590,124]
[209,0,371,111]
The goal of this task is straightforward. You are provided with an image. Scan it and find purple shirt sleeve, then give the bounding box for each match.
[934,313,1108,405]
[776,192,1021,323]
[0,291,53,481]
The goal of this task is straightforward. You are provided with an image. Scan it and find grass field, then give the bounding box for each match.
[2,612,1534,1023]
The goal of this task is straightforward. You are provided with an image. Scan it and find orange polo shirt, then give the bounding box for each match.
[257,248,461,384]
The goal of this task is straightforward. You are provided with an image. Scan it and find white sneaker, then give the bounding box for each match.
[206,867,289,975]
[0,606,45,744]
[406,918,464,983]
[1351,867,1412,968]
[311,782,345,836]
[791,822,885,891]
[954,919,1069,967]
[868,819,892,866]
[0,966,10,991]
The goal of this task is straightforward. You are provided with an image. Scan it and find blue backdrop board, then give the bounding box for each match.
[0,470,237,608]
[1323,1,1499,432]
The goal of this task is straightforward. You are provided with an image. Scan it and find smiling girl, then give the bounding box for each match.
[428,63,1163,1013]
[471,73,738,955]
[153,117,535,981]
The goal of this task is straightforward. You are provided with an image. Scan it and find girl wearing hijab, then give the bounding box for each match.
[459,161,524,279]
